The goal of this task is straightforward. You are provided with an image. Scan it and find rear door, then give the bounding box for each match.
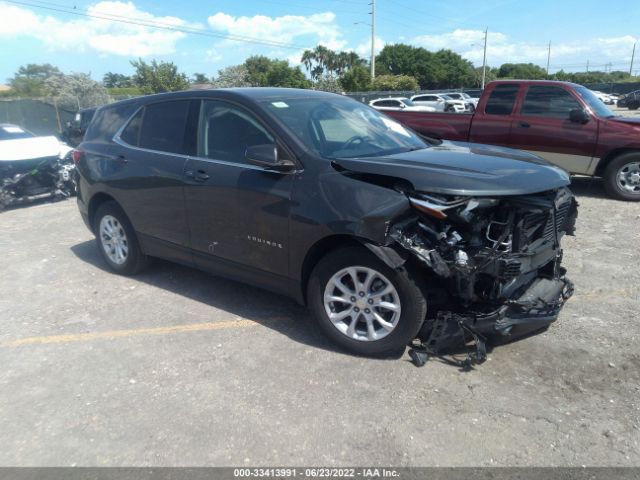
[183,99,295,284]
[114,99,198,263]
[469,83,520,146]
[509,85,598,173]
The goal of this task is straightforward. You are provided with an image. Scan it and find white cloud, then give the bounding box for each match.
[355,36,385,59]
[0,1,196,56]
[412,29,638,71]
[207,11,345,51]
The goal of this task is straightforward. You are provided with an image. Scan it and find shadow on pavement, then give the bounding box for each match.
[70,240,405,360]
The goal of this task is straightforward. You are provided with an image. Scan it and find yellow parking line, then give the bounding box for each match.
[2,319,258,347]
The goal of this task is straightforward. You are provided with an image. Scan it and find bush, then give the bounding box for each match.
[372,74,419,91]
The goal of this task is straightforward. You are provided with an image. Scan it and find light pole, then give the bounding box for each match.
[370,0,376,80]
[481,27,488,89]
[631,42,636,77]
[546,41,551,77]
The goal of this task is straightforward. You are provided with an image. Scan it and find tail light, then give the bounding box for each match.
[72,149,84,165]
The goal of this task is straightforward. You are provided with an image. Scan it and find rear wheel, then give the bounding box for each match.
[93,201,148,274]
[603,153,640,201]
[307,247,427,356]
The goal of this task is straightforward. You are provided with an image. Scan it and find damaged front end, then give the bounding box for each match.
[390,186,578,367]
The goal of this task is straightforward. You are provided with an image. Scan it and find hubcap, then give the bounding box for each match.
[99,215,128,265]
[323,266,401,342]
[616,162,640,194]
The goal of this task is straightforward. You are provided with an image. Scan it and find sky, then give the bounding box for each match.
[0,0,639,82]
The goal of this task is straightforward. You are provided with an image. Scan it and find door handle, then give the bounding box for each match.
[185,170,209,182]
[109,154,127,163]
[519,121,530,128]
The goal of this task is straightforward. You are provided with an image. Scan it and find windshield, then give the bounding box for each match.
[401,99,416,107]
[575,86,615,117]
[262,96,428,159]
[440,95,453,100]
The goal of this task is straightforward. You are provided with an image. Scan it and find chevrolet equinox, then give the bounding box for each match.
[75,88,577,356]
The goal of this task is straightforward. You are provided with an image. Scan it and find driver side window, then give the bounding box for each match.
[198,100,274,164]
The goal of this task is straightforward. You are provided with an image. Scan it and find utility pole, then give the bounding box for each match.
[631,42,636,77]
[370,0,376,80]
[586,59,589,73]
[481,27,488,89]
[546,41,551,77]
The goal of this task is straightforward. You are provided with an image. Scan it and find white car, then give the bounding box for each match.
[410,93,467,113]
[591,91,617,105]
[369,97,436,112]
[439,92,478,112]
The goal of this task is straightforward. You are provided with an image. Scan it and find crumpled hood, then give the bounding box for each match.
[333,141,571,196]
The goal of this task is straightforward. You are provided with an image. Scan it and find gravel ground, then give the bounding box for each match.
[0,178,638,467]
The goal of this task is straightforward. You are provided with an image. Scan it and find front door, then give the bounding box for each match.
[183,99,295,284]
[508,85,598,174]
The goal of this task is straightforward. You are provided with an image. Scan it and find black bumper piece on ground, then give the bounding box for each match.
[410,275,573,368]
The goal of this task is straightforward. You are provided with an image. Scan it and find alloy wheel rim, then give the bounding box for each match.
[323,266,401,342]
[99,215,129,265]
[616,162,640,194]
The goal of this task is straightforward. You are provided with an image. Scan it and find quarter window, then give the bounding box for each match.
[119,109,143,146]
[522,86,581,118]
[485,84,519,115]
[198,100,274,164]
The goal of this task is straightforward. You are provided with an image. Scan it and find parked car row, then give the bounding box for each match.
[370,93,473,114]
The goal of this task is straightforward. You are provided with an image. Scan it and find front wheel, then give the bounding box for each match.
[603,153,640,201]
[307,247,427,356]
[94,201,149,274]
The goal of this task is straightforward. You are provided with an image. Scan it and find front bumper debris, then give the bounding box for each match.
[409,275,574,368]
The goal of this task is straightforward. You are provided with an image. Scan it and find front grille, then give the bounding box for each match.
[518,190,573,249]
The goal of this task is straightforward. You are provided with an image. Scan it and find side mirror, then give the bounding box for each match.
[569,108,590,124]
[400,104,406,108]
[245,144,295,171]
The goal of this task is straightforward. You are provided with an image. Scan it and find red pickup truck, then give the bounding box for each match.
[384,80,640,201]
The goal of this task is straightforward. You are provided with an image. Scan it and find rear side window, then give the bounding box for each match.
[137,100,192,154]
[521,86,581,118]
[485,84,519,115]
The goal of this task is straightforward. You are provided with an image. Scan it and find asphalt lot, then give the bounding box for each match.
[1,179,639,467]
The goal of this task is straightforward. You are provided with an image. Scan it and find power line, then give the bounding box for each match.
[5,0,314,50]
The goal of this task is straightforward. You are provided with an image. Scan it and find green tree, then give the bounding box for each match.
[339,65,371,92]
[301,46,366,80]
[191,73,209,84]
[432,49,476,88]
[497,63,547,79]
[102,72,133,88]
[244,56,310,88]
[130,59,189,94]
[372,74,419,91]
[9,63,62,96]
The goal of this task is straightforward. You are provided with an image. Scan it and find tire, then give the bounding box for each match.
[307,246,427,356]
[603,153,640,201]
[629,101,639,110]
[445,105,454,113]
[93,201,149,274]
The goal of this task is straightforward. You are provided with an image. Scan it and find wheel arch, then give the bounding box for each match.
[595,148,640,177]
[299,234,412,305]
[87,192,120,233]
